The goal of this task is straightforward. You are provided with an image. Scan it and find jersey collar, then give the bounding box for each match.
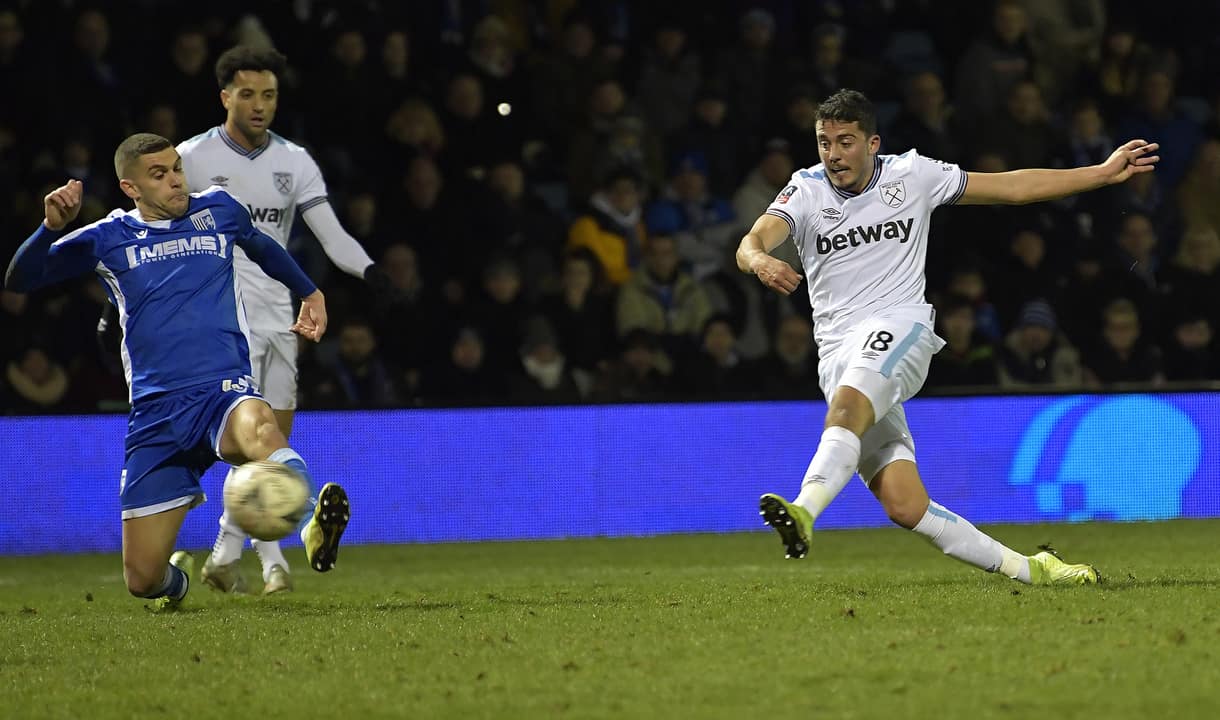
[219,125,271,160]
[825,155,883,200]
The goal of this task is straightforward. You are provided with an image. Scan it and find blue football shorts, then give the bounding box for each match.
[120,375,264,519]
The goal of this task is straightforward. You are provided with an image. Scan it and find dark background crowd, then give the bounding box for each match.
[2,0,1219,413]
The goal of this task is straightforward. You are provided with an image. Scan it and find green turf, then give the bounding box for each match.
[2,520,1218,719]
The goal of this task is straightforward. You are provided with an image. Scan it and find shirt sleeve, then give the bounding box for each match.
[911,151,969,207]
[764,172,816,237]
[4,222,99,292]
[295,150,329,214]
[219,191,318,297]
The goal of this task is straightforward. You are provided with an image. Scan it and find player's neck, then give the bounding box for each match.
[224,120,268,152]
[134,201,175,222]
[846,157,876,194]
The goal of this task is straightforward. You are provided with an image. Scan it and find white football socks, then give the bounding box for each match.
[793,426,862,520]
[251,539,290,581]
[912,501,1031,583]
[211,468,248,566]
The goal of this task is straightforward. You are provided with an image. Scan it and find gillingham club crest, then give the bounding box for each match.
[880,180,905,208]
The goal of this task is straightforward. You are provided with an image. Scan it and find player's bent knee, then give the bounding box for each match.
[885,499,927,530]
[123,563,162,597]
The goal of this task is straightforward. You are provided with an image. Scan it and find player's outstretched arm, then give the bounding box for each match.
[5,180,95,292]
[736,213,802,295]
[299,202,375,280]
[959,140,1160,205]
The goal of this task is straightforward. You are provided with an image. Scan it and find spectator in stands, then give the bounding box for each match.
[1157,225,1220,331]
[751,314,821,400]
[1116,68,1202,190]
[157,28,215,139]
[682,314,751,397]
[713,8,782,144]
[483,157,565,298]
[592,328,674,402]
[672,84,740,196]
[886,72,962,163]
[1176,138,1220,235]
[307,318,400,409]
[992,227,1062,328]
[975,80,1063,170]
[635,15,701,138]
[645,151,737,281]
[537,248,615,375]
[1084,298,1164,385]
[508,316,584,404]
[616,234,712,352]
[998,299,1084,389]
[1162,311,1217,382]
[566,78,663,201]
[954,0,1035,126]
[568,168,648,286]
[2,345,69,414]
[421,326,507,406]
[927,293,1000,389]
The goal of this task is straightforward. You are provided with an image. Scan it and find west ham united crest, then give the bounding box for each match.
[880,180,905,208]
[273,172,293,195]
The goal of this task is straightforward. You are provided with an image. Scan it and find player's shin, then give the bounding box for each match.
[266,447,317,527]
[912,501,1031,583]
[793,426,861,520]
[212,469,249,566]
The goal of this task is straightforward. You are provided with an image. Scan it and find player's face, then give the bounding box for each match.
[816,120,880,193]
[120,148,189,219]
[222,70,278,140]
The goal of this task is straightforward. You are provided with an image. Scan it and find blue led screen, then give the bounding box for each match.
[1,393,1216,555]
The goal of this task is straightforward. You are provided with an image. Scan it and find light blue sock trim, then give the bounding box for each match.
[926,502,959,524]
[267,447,305,467]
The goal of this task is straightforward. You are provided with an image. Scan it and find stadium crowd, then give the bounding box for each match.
[2,0,1219,413]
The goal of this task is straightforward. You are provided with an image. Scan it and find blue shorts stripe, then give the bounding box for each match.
[879,324,924,378]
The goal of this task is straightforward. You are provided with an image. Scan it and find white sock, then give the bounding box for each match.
[793,426,861,520]
[912,501,1031,583]
[212,470,248,565]
[252,539,290,581]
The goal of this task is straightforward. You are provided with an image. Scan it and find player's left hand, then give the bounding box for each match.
[292,290,328,342]
[1100,140,1160,184]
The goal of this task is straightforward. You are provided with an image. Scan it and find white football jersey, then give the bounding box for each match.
[177,126,329,331]
[765,149,967,353]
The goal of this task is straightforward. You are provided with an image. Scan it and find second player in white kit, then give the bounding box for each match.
[179,46,386,594]
[737,89,1161,586]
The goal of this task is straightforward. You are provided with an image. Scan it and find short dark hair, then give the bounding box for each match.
[214,45,288,88]
[114,133,173,179]
[816,89,877,136]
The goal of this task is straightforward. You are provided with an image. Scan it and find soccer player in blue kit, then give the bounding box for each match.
[5,133,350,609]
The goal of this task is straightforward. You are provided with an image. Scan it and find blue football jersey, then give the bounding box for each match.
[20,186,316,401]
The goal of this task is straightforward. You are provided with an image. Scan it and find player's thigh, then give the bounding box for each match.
[837,316,943,421]
[217,395,285,464]
[858,405,928,527]
[255,332,299,412]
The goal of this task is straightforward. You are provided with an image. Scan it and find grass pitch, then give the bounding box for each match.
[2,520,1218,719]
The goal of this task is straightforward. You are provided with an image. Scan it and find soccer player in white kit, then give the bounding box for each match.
[738,90,1160,585]
[177,46,383,594]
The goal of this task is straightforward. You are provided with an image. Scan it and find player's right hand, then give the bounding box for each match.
[750,254,802,295]
[292,290,328,342]
[43,179,83,231]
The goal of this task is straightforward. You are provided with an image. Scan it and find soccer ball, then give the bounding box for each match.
[223,460,310,541]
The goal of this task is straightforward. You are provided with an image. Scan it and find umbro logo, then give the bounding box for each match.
[210,175,229,186]
[821,207,841,219]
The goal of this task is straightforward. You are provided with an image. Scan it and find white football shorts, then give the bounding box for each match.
[247,330,299,411]
[817,304,946,483]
